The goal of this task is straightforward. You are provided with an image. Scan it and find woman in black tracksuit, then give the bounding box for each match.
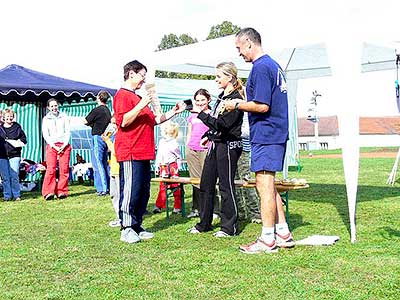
[189,62,244,237]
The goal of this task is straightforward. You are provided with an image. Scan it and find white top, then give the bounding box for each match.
[155,137,181,168]
[42,111,71,147]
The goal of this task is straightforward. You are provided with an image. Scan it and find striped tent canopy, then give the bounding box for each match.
[0,64,116,102]
[0,64,116,171]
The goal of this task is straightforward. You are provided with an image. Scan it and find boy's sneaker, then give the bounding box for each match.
[187,227,201,234]
[187,210,199,218]
[276,232,295,248]
[172,208,181,214]
[239,238,279,254]
[212,230,231,238]
[120,228,140,244]
[109,219,120,227]
[138,230,154,240]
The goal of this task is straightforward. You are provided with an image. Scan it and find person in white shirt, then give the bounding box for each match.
[41,98,71,200]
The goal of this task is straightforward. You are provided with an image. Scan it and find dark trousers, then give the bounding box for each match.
[196,141,242,235]
[119,160,151,232]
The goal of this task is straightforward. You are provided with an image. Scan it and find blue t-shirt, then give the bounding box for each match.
[246,54,288,144]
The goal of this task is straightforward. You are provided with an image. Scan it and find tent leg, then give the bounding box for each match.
[386,148,400,185]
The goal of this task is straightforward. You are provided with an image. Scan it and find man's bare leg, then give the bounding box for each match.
[274,189,295,248]
[255,171,276,242]
[275,191,286,224]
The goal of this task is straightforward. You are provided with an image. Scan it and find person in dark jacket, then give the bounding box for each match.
[84,90,112,196]
[188,62,244,237]
[0,108,27,201]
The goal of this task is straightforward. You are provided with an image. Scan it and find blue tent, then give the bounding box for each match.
[0,64,116,169]
[0,64,116,102]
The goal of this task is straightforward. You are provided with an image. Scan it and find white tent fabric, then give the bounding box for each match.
[147,31,400,243]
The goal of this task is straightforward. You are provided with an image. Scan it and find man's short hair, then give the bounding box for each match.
[97,90,111,104]
[123,60,147,81]
[236,27,262,46]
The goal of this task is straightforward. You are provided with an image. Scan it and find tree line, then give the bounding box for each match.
[156,21,241,80]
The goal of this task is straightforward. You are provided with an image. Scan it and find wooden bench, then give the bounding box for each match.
[151,177,309,223]
[235,179,309,225]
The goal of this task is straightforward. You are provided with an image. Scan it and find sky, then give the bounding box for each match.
[1,0,399,116]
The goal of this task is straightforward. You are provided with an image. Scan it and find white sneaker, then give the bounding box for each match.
[275,232,295,248]
[239,238,279,254]
[187,227,201,234]
[173,208,182,214]
[120,228,140,244]
[213,230,231,238]
[138,231,154,240]
[187,210,199,218]
[109,219,120,227]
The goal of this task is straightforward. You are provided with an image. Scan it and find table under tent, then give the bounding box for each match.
[0,64,116,186]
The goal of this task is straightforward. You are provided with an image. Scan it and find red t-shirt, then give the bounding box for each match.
[113,88,156,161]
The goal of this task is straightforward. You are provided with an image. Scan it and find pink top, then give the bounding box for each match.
[187,113,209,151]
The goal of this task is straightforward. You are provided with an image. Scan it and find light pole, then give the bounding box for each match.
[307,90,321,150]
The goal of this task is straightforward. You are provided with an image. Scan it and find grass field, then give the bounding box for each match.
[0,153,399,299]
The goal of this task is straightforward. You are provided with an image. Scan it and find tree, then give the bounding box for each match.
[157,33,197,51]
[155,21,241,79]
[156,33,202,78]
[206,21,241,40]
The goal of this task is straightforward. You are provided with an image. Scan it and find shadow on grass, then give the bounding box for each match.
[69,189,97,198]
[143,194,193,233]
[383,227,400,238]
[291,183,399,237]
[144,211,192,233]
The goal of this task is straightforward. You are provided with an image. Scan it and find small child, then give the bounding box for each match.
[153,121,182,214]
[101,118,120,227]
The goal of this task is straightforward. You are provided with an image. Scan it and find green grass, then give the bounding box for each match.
[1,154,399,299]
[299,146,399,156]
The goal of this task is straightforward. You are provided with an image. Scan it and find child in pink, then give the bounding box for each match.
[153,121,182,214]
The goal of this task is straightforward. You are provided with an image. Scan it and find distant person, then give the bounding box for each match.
[113,60,185,244]
[235,113,261,223]
[42,98,71,200]
[185,89,211,218]
[101,117,120,227]
[0,108,27,201]
[188,61,243,237]
[225,27,294,253]
[84,91,112,196]
[153,121,182,214]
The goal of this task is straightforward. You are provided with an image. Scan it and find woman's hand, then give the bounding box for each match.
[200,137,209,148]
[174,102,186,114]
[139,95,152,109]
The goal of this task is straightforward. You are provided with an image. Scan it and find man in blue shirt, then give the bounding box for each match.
[225,27,295,254]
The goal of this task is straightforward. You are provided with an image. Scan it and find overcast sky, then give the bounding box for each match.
[1,0,399,116]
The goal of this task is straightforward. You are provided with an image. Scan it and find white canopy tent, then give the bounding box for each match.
[146,25,400,242]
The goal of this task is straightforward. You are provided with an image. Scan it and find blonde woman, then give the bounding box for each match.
[188,62,244,237]
[0,108,27,201]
